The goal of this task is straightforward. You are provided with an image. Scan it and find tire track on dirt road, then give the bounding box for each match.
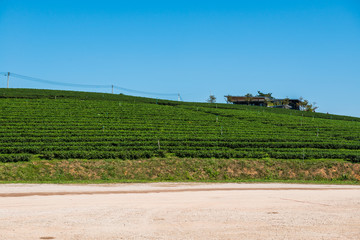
[1,187,359,197]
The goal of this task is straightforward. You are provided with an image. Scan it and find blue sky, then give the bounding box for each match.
[1,0,360,117]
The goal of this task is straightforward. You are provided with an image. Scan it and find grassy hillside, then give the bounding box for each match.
[0,88,359,182]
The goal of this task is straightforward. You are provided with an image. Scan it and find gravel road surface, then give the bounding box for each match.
[0,183,359,240]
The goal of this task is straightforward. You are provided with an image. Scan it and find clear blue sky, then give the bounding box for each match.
[1,0,360,117]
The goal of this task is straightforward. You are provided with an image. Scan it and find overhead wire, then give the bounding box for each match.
[2,72,179,98]
[113,85,178,97]
[10,73,110,88]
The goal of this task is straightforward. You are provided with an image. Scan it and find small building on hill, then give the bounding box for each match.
[225,95,300,110]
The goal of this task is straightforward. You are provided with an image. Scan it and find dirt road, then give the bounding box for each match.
[0,183,359,240]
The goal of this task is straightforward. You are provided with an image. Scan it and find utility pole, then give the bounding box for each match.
[7,72,10,88]
[112,85,114,94]
[178,93,180,101]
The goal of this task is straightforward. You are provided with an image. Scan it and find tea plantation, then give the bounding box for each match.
[0,88,359,163]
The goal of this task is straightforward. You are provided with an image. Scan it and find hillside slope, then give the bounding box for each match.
[0,88,359,164]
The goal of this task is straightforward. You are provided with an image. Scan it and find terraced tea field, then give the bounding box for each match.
[0,88,359,163]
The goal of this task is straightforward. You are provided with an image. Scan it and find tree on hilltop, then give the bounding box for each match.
[282,97,290,106]
[207,95,216,103]
[245,93,253,105]
[297,97,318,112]
[256,91,273,99]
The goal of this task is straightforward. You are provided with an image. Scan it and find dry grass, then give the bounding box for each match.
[0,158,359,183]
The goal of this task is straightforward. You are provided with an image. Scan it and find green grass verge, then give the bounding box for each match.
[0,158,359,184]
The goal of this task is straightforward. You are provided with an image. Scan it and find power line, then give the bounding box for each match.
[1,72,179,98]
[10,73,110,88]
[113,85,178,97]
